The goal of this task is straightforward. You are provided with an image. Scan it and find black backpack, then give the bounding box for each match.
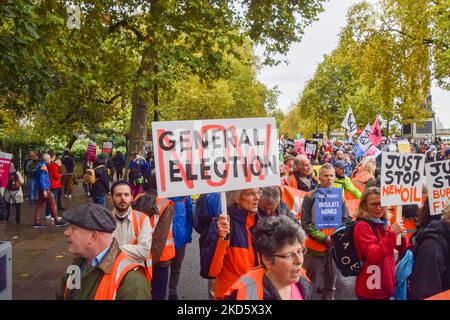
[7,172,20,191]
[331,219,377,277]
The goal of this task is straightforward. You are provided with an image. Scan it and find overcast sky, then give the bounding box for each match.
[255,0,450,128]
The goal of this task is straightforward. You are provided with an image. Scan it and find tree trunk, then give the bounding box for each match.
[65,135,77,151]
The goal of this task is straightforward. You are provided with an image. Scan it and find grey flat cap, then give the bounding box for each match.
[63,203,116,233]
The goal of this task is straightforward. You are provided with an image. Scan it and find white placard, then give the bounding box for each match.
[381,152,425,206]
[425,160,450,215]
[152,118,280,198]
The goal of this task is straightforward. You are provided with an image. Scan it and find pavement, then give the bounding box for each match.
[0,183,355,300]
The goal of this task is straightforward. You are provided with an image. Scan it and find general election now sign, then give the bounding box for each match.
[425,160,450,215]
[381,152,425,206]
[152,118,280,198]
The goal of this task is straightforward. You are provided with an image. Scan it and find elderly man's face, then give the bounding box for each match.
[30,152,38,160]
[297,158,311,177]
[258,198,279,217]
[64,224,95,257]
[236,188,261,213]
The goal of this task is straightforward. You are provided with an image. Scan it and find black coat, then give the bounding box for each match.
[410,220,450,299]
[91,165,110,198]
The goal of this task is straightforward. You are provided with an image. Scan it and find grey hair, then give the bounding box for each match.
[252,215,306,267]
[226,190,242,207]
[293,155,308,170]
[42,153,51,161]
[260,186,281,205]
[319,163,334,175]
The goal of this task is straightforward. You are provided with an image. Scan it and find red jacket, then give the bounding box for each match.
[48,162,61,189]
[353,220,408,299]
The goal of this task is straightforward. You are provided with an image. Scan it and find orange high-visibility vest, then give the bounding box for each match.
[425,289,450,300]
[225,267,310,300]
[64,251,147,300]
[282,186,307,220]
[152,198,175,262]
[130,209,153,281]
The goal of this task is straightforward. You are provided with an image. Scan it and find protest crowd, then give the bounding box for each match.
[1,115,450,302]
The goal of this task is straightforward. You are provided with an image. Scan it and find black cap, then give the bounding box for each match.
[63,203,116,233]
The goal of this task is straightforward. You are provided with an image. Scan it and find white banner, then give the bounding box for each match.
[358,123,372,152]
[381,152,425,206]
[152,118,280,198]
[341,107,357,137]
[425,160,450,215]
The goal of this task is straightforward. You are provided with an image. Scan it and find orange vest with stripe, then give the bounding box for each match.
[64,251,147,300]
[130,209,153,281]
[225,267,310,300]
[132,194,175,262]
[304,191,342,253]
[152,198,175,262]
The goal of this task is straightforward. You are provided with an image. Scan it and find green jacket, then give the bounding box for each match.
[57,239,151,300]
[333,176,361,199]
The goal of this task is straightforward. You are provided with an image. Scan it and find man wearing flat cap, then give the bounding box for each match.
[333,160,361,199]
[57,203,151,300]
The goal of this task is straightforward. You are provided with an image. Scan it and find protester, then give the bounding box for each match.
[353,187,408,300]
[25,151,39,204]
[111,151,126,181]
[201,188,261,299]
[110,180,152,281]
[193,192,221,300]
[409,201,450,300]
[224,215,312,300]
[32,154,68,229]
[61,149,76,198]
[168,195,193,300]
[3,162,24,224]
[91,154,110,206]
[283,155,319,192]
[132,171,175,300]
[258,186,298,223]
[128,152,148,197]
[57,203,151,300]
[45,150,65,220]
[301,163,350,300]
[333,160,361,199]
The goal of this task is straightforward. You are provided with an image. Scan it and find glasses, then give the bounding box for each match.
[274,247,307,262]
[368,202,383,208]
[241,190,262,198]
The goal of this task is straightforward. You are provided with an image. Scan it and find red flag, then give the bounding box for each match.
[369,117,382,147]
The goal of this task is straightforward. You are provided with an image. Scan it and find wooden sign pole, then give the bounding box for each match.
[396,205,402,246]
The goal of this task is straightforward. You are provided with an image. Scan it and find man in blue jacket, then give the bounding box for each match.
[33,154,68,229]
[167,195,193,300]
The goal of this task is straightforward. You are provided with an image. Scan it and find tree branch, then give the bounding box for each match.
[108,20,147,41]
[96,93,122,105]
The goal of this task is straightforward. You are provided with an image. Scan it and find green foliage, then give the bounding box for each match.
[282,0,444,137]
